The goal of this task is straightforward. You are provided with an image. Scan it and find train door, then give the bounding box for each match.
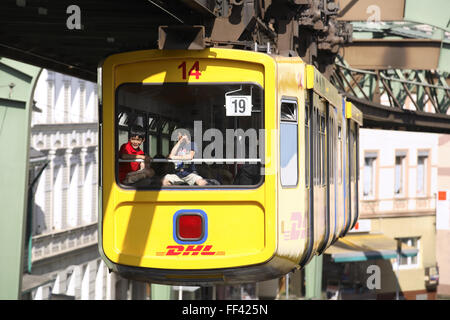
[342,100,351,235]
[356,124,360,229]
[335,117,345,239]
[276,58,310,269]
[349,122,359,230]
[279,97,308,262]
[327,104,338,245]
[344,114,355,235]
[317,100,337,254]
[347,120,355,233]
[312,93,327,251]
[301,95,313,265]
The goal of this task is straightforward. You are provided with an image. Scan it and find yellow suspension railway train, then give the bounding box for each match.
[98,48,362,285]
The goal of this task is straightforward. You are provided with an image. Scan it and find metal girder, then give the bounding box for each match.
[292,0,353,76]
[337,0,450,72]
[334,57,450,112]
[178,0,218,17]
[0,0,214,81]
[0,58,42,299]
[337,0,450,33]
[337,0,406,21]
[348,21,450,72]
[0,1,355,79]
[331,56,450,133]
[347,95,450,134]
[341,39,443,70]
[350,21,444,40]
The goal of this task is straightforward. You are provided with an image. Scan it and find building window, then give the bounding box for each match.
[64,80,70,123]
[79,81,86,122]
[393,237,420,269]
[46,80,54,123]
[68,163,79,227]
[394,151,407,197]
[417,151,428,196]
[53,164,63,230]
[363,152,376,198]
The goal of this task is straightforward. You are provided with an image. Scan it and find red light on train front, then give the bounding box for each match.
[178,214,203,240]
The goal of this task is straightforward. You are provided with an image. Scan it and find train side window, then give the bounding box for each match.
[313,109,317,186]
[281,102,297,121]
[351,129,356,182]
[330,117,334,184]
[317,112,320,186]
[305,102,310,188]
[320,115,325,186]
[148,116,158,157]
[338,125,342,184]
[356,127,360,183]
[349,128,353,182]
[332,118,335,184]
[318,113,322,185]
[315,109,319,186]
[280,100,298,187]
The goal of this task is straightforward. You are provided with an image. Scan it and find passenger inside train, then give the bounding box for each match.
[118,125,155,185]
[161,127,208,186]
[115,83,264,188]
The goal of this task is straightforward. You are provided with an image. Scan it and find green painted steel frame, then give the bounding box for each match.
[333,56,450,115]
[0,57,41,299]
[305,255,323,299]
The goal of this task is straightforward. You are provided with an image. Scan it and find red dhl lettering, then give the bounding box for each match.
[156,245,225,256]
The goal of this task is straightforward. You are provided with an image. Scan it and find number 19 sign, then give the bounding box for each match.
[225,95,253,116]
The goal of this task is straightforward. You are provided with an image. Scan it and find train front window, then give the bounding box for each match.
[115,83,264,188]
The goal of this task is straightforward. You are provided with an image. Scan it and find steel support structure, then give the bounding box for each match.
[337,0,450,72]
[305,255,323,299]
[0,58,41,299]
[0,1,353,80]
[331,56,450,133]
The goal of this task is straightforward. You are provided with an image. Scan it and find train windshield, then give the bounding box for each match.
[115,83,264,188]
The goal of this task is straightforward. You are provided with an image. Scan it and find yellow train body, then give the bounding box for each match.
[98,48,360,284]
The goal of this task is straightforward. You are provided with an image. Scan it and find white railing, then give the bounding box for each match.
[32,223,98,262]
[360,196,435,217]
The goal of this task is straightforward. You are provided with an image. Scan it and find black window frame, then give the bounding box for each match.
[114,82,265,190]
[280,98,299,188]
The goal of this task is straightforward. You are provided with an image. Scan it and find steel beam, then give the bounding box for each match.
[337,0,406,21]
[0,58,41,299]
[342,39,442,70]
[178,0,218,17]
[346,95,450,134]
[151,284,172,300]
[305,255,323,299]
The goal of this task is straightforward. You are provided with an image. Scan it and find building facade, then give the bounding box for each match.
[24,69,149,300]
[436,134,450,297]
[355,129,437,299]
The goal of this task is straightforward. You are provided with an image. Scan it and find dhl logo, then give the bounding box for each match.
[156,245,225,256]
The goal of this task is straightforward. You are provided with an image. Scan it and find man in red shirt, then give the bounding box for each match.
[118,126,154,184]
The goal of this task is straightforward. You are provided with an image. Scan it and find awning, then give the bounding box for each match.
[22,273,55,294]
[325,234,418,263]
[29,147,48,165]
